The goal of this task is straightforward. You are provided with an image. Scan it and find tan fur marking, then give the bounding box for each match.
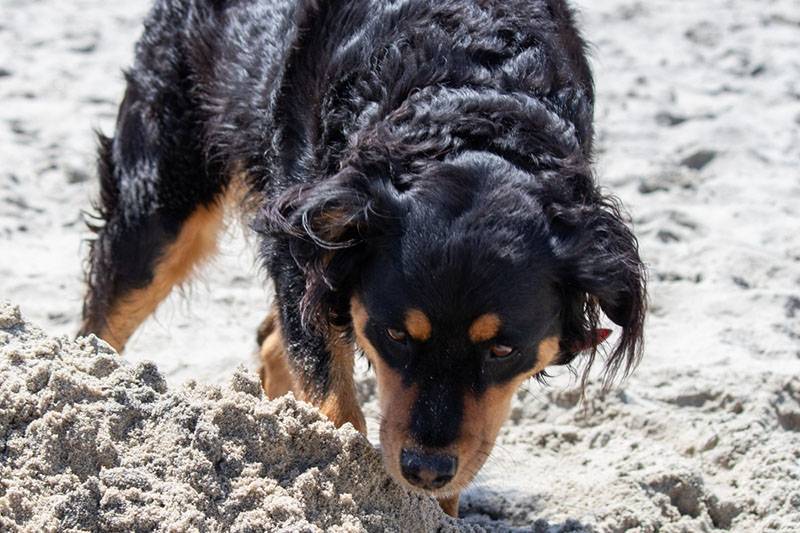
[404,308,432,341]
[100,199,225,352]
[437,494,460,517]
[445,335,564,496]
[257,309,297,399]
[451,376,522,498]
[468,313,502,343]
[315,331,367,434]
[537,335,561,368]
[352,296,418,481]
[258,307,365,433]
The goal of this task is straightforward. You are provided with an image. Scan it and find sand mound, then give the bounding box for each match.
[4,301,798,533]
[3,307,795,531]
[0,302,455,532]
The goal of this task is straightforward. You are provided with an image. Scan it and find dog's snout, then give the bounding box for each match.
[400,448,458,490]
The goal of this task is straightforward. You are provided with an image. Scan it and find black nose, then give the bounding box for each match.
[400,449,458,490]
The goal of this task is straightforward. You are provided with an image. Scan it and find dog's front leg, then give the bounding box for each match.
[265,273,366,434]
[292,326,366,434]
[312,330,367,434]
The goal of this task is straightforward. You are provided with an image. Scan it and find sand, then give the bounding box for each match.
[2,0,800,531]
[0,302,455,532]
[3,305,798,532]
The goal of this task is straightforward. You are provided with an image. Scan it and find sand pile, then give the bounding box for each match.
[0,302,454,532]
[4,301,798,533]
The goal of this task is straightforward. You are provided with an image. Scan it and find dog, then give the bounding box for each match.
[79,0,646,517]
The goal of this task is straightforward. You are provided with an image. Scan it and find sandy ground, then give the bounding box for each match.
[1,0,799,531]
[0,303,456,532]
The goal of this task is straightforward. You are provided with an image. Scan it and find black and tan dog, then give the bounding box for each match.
[79,0,646,516]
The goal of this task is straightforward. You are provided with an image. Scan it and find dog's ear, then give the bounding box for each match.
[548,189,647,387]
[569,328,612,353]
[260,167,403,330]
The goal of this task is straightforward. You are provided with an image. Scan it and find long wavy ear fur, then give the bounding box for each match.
[548,185,647,390]
[259,168,402,331]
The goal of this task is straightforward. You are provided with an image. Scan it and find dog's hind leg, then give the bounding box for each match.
[79,77,227,352]
[80,196,225,352]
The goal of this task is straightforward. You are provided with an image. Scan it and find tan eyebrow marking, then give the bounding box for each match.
[404,308,432,341]
[468,313,502,343]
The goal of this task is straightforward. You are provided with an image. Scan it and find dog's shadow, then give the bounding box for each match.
[458,486,590,532]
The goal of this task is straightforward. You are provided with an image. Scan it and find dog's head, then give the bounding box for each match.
[265,149,645,496]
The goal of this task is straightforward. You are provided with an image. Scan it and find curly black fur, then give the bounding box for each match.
[82,0,645,423]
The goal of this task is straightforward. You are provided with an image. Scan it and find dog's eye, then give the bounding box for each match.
[489,344,515,358]
[386,328,407,343]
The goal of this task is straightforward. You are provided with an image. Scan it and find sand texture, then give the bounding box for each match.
[0,302,456,533]
[2,0,800,531]
[2,304,799,532]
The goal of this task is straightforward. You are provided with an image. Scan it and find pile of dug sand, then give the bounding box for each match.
[0,302,456,532]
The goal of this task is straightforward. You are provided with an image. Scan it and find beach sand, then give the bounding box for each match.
[1,0,799,531]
